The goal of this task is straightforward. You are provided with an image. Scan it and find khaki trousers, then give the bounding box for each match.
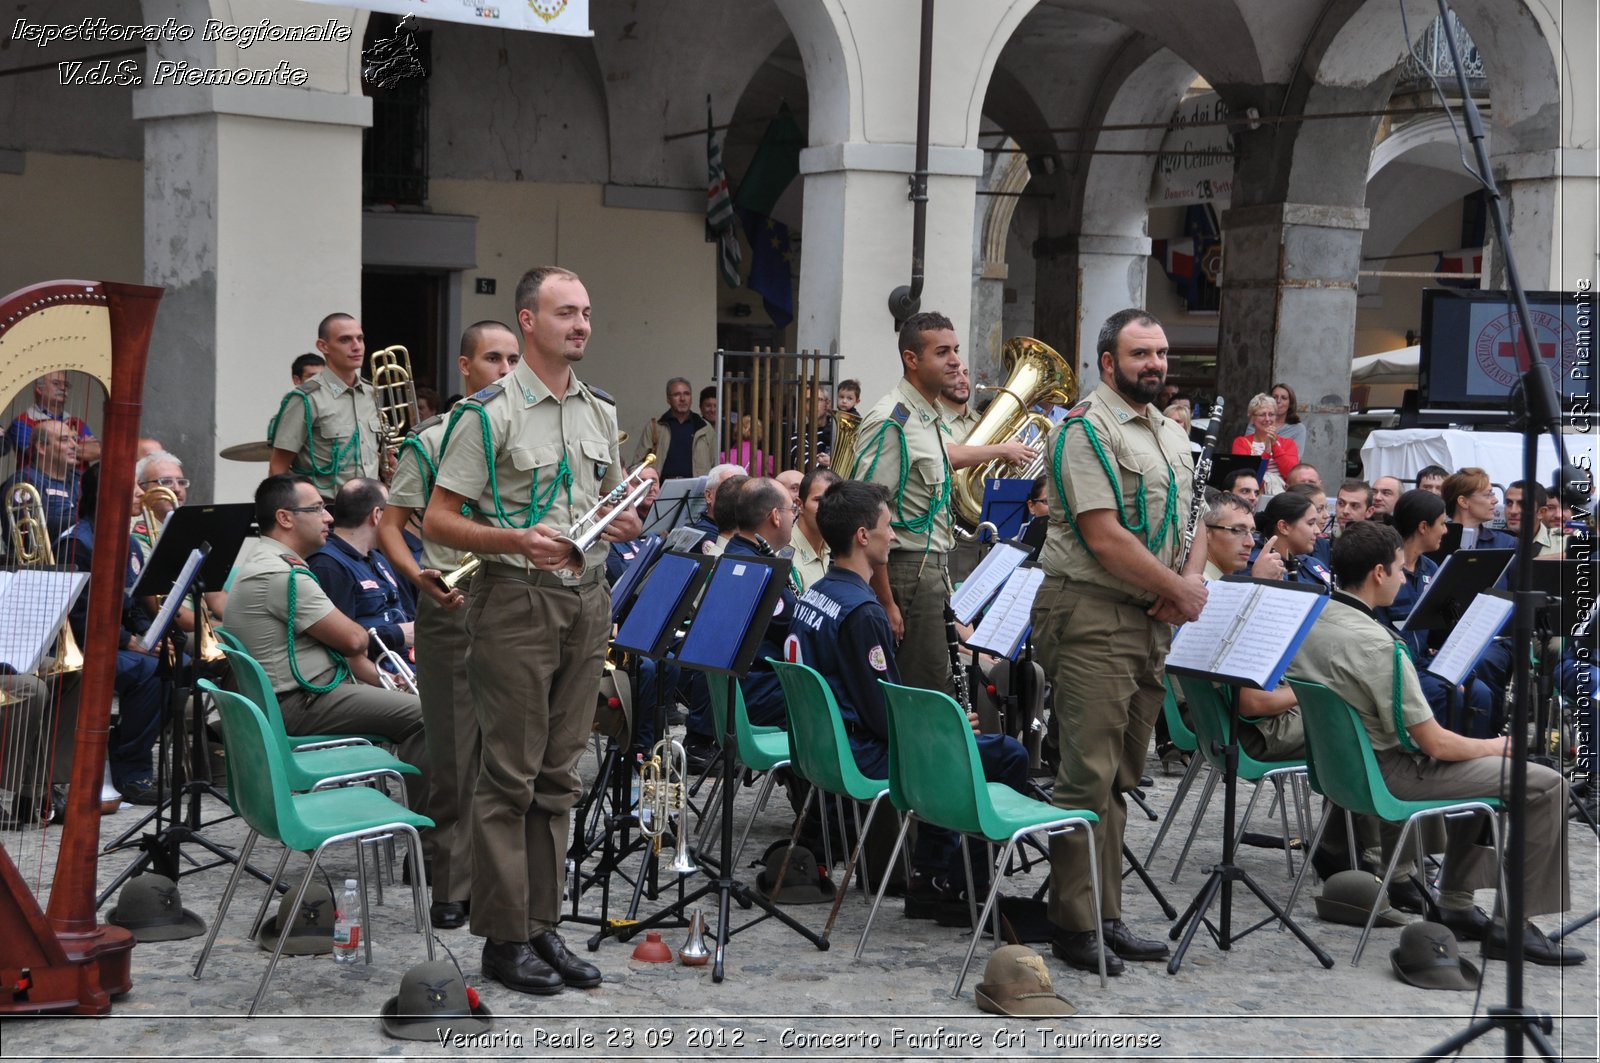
[277,681,427,810]
[465,571,608,942]
[1032,579,1168,931]
[415,592,478,904]
[886,553,952,696]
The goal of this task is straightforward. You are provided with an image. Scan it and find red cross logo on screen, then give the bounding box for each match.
[1495,337,1557,372]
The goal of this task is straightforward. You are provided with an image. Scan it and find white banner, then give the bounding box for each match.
[1148,92,1234,208]
[305,0,592,37]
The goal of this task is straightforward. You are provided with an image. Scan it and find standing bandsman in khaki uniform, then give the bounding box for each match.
[845,312,1032,693]
[939,357,981,442]
[425,267,641,996]
[269,313,386,498]
[1031,308,1208,977]
[376,320,520,932]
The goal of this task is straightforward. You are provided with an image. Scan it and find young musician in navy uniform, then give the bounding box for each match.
[788,480,1029,922]
[1256,490,1332,592]
[715,477,798,726]
[425,266,641,996]
[308,478,416,660]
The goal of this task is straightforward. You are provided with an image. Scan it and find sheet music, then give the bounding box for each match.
[0,569,90,675]
[967,566,1045,660]
[138,548,204,653]
[1427,593,1515,686]
[949,542,1030,625]
[1167,580,1326,689]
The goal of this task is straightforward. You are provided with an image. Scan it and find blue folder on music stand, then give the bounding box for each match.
[611,534,665,623]
[981,477,1034,541]
[675,553,791,677]
[613,551,710,659]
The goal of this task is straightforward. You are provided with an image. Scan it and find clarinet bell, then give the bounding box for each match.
[679,909,710,966]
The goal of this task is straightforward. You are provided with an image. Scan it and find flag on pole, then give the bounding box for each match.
[706,97,741,288]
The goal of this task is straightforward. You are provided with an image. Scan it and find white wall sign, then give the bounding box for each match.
[305,0,592,38]
[1149,92,1234,208]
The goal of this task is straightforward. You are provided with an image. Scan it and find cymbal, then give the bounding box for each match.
[220,440,274,462]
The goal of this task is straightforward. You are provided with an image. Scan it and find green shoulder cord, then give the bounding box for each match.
[857,418,952,550]
[439,401,572,529]
[397,434,437,495]
[271,390,359,495]
[1390,639,1422,754]
[286,567,349,693]
[1049,415,1178,557]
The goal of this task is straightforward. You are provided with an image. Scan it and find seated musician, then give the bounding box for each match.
[307,478,417,669]
[0,674,73,827]
[1255,490,1331,592]
[788,480,1030,923]
[1286,521,1583,965]
[660,462,743,555]
[226,474,426,809]
[58,463,167,806]
[129,449,230,634]
[604,466,661,585]
[1199,490,1302,761]
[787,468,840,595]
[4,420,82,548]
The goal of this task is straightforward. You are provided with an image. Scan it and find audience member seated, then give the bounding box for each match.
[1416,464,1448,496]
[227,474,426,809]
[1231,393,1298,494]
[4,371,101,465]
[1269,382,1306,449]
[1288,521,1583,967]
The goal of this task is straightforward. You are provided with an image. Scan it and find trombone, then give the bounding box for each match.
[6,483,84,677]
[370,344,420,452]
[369,628,419,695]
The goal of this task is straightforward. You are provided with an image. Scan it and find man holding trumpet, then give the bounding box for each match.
[426,266,641,996]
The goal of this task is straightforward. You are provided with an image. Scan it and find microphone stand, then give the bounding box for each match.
[1416,1,1572,1058]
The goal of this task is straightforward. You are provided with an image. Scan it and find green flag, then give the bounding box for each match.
[733,103,803,217]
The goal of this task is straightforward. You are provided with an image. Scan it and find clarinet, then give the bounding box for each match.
[944,602,974,715]
[1177,396,1223,571]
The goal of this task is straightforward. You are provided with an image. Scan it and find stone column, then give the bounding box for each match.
[134,1,370,504]
[1033,234,1152,389]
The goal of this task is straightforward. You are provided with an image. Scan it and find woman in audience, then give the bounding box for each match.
[1231,393,1299,495]
[1269,382,1305,448]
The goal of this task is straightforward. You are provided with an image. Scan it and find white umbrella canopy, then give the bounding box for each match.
[1351,345,1419,385]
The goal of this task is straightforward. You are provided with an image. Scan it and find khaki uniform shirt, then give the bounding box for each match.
[1285,595,1432,754]
[388,415,461,574]
[433,359,622,577]
[226,536,340,694]
[270,372,384,497]
[941,403,981,444]
[789,528,829,594]
[1039,380,1195,603]
[851,378,954,555]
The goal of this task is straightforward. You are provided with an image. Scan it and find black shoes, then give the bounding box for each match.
[1051,929,1124,977]
[430,899,468,930]
[119,776,161,806]
[904,872,984,925]
[1435,904,1493,941]
[682,735,719,774]
[481,939,563,995]
[1101,919,1170,962]
[1483,921,1587,966]
[530,928,603,988]
[1385,877,1435,917]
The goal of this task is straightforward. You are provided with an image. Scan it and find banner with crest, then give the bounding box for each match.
[305,0,592,37]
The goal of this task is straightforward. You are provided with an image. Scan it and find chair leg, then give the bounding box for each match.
[693,770,725,854]
[816,791,834,870]
[1081,822,1108,988]
[250,843,320,1018]
[1283,803,1332,922]
[766,786,815,903]
[1170,769,1219,883]
[1146,756,1205,867]
[193,830,259,980]
[953,836,1017,999]
[731,768,779,870]
[1273,777,1295,877]
[850,799,872,898]
[356,839,374,965]
[247,843,291,940]
[822,792,889,941]
[958,835,979,932]
[403,826,435,958]
[1354,816,1418,966]
[855,811,911,960]
[1237,776,1266,837]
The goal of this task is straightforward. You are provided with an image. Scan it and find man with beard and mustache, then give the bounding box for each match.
[1029,307,1207,976]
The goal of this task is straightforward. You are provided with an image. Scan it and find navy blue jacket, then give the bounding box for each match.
[307,533,415,654]
[789,567,901,772]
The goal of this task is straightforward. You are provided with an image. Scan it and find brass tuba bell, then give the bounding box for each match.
[829,409,863,478]
[949,337,1077,529]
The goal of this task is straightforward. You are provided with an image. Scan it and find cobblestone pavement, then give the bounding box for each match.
[3,743,1596,1061]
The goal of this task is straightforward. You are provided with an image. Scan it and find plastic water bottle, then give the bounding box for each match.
[332,879,361,964]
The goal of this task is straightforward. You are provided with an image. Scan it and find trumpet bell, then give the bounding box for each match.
[679,909,710,966]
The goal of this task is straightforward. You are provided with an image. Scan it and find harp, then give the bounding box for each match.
[0,280,161,1014]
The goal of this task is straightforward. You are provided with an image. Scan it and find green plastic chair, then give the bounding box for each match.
[768,660,893,928]
[192,682,434,1016]
[1284,679,1505,966]
[865,681,1105,995]
[215,628,385,750]
[1171,676,1310,881]
[702,675,793,868]
[1145,675,1214,866]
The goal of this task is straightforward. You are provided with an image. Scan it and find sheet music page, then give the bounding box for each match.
[138,549,204,653]
[1168,581,1259,674]
[1427,593,1515,685]
[0,569,90,674]
[1216,590,1323,686]
[1169,581,1322,687]
[968,566,1045,659]
[950,542,1030,625]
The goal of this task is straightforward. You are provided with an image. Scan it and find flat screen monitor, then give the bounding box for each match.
[1418,288,1589,417]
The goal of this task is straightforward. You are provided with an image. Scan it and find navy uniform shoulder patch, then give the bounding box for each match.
[584,384,617,406]
[890,403,911,426]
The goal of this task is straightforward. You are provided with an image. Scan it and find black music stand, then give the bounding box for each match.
[1207,454,1267,492]
[101,505,256,899]
[980,477,1033,541]
[616,552,829,981]
[640,477,706,539]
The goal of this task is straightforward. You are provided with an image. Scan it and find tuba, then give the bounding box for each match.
[7,483,85,677]
[829,409,862,477]
[369,344,419,449]
[950,337,1077,529]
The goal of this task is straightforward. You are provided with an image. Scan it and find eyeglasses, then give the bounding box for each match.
[140,477,190,489]
[1027,497,1047,506]
[283,502,328,514]
[1205,523,1253,537]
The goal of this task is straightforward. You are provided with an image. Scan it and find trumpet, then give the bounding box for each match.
[369,627,419,694]
[438,554,481,592]
[6,483,85,676]
[638,736,696,874]
[554,452,656,578]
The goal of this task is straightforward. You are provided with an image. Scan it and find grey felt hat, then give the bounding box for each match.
[1314,870,1409,929]
[108,873,206,942]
